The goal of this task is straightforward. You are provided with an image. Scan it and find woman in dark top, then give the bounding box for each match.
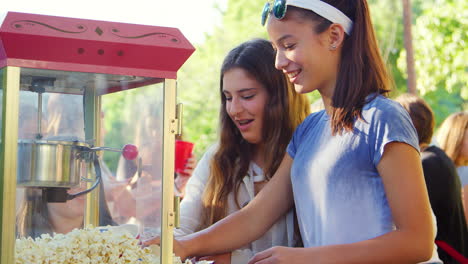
[396,93,468,263]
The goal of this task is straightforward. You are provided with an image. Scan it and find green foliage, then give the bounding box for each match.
[368,0,406,93]
[177,0,268,157]
[101,0,465,162]
[101,84,164,171]
[397,0,467,125]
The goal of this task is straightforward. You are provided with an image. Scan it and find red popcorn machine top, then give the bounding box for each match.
[0,11,194,263]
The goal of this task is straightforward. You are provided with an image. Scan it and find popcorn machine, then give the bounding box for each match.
[0,12,194,263]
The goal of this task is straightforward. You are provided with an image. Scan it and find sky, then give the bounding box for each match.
[1,0,227,44]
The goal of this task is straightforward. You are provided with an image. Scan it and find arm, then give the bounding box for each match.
[249,142,434,264]
[145,154,295,260]
[181,154,295,258]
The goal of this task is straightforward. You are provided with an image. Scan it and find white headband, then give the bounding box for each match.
[287,0,353,35]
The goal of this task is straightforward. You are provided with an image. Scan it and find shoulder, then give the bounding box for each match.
[197,144,218,165]
[363,95,409,120]
[296,111,325,131]
[290,111,326,144]
[422,146,457,171]
[421,146,460,185]
[189,144,218,182]
[421,146,444,168]
[362,95,415,131]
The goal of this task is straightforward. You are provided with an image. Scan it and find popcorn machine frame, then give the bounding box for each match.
[0,12,194,263]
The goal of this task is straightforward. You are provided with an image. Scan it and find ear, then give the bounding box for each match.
[328,23,345,51]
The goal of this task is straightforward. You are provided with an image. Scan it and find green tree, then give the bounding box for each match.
[179,0,414,155]
[177,0,268,156]
[397,0,467,125]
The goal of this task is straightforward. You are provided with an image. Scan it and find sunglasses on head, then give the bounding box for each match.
[260,0,354,35]
[261,0,287,26]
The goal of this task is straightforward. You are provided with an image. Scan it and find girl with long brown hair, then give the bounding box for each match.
[145,1,440,263]
[173,38,310,263]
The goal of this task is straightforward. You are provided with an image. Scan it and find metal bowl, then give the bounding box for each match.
[17,139,90,188]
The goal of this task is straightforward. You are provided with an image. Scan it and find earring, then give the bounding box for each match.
[330,44,337,50]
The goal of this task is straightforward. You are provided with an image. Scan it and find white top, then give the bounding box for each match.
[175,145,296,264]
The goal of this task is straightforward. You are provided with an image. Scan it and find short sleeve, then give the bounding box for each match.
[286,133,299,159]
[369,99,420,167]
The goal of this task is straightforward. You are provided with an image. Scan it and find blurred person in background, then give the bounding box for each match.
[173,38,310,264]
[437,111,468,225]
[16,94,114,238]
[396,93,467,263]
[109,104,196,226]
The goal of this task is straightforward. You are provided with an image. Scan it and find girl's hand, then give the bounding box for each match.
[248,247,304,264]
[199,252,231,264]
[142,236,191,261]
[182,153,197,176]
[175,153,197,197]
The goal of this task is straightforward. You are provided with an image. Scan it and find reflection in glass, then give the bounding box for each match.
[14,68,163,240]
[102,84,164,239]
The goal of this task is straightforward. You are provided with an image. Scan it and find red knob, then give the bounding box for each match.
[122,144,138,160]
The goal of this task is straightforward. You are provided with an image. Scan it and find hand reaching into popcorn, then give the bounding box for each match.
[198,252,231,264]
[143,235,191,261]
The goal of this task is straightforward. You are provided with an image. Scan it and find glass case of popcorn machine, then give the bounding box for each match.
[0,12,194,264]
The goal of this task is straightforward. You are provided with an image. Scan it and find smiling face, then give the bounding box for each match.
[223,67,268,145]
[266,10,340,97]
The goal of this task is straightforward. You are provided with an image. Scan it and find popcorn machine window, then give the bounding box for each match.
[0,12,194,264]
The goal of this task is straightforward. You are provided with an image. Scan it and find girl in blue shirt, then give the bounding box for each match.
[144,1,438,263]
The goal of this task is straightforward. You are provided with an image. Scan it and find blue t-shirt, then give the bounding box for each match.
[287,95,419,247]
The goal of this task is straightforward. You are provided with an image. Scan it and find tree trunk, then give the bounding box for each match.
[402,0,417,94]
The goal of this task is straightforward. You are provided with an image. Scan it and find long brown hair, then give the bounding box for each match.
[201,38,310,227]
[291,0,392,134]
[437,111,468,166]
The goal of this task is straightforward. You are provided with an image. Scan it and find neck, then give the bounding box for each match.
[49,212,83,234]
[318,80,336,116]
[251,143,265,169]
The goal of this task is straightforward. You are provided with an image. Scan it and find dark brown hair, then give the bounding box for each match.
[395,93,435,145]
[290,0,392,134]
[201,38,310,226]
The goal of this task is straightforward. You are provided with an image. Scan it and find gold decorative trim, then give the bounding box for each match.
[11,20,87,34]
[83,85,100,227]
[0,67,20,264]
[161,78,177,263]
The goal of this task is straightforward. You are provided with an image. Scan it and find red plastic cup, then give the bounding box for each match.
[175,140,194,174]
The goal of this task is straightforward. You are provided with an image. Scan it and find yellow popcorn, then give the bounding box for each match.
[15,225,213,264]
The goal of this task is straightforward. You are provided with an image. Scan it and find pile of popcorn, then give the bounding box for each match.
[15,226,211,264]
